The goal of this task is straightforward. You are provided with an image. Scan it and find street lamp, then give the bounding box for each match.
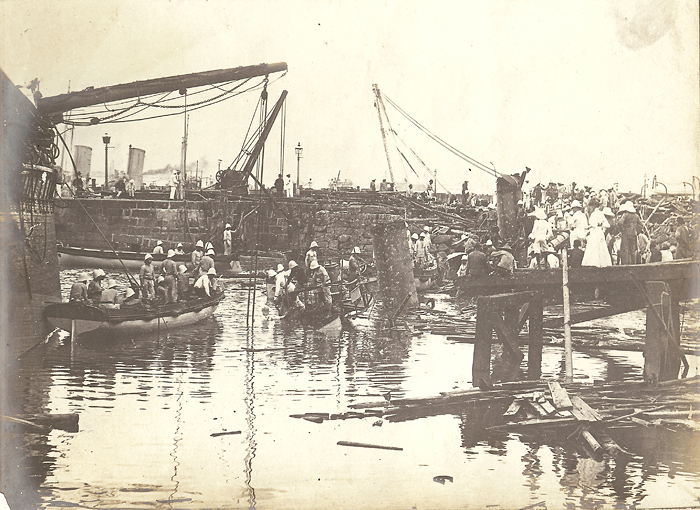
[295,142,303,191]
[102,133,111,191]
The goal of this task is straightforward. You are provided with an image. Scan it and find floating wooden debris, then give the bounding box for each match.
[210,430,242,437]
[433,475,453,484]
[337,441,403,451]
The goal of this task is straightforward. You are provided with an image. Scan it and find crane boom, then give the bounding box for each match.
[372,84,395,184]
[37,62,288,117]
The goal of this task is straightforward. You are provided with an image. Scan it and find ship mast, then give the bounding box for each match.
[372,84,395,184]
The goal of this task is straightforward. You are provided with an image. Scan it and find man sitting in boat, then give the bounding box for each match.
[88,269,106,303]
[69,272,90,303]
[307,260,332,315]
[175,243,186,255]
[139,254,156,302]
[193,267,220,298]
[177,265,190,301]
[466,243,489,277]
[489,243,516,276]
[152,240,164,255]
[99,279,121,308]
[120,288,141,307]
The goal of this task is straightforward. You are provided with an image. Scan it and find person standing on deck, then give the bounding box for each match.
[369,179,376,192]
[177,265,190,301]
[191,240,204,273]
[675,217,691,259]
[69,272,90,303]
[618,201,642,265]
[162,250,178,303]
[88,269,106,302]
[308,260,332,314]
[223,223,232,256]
[198,248,216,279]
[152,240,164,255]
[140,254,156,301]
[305,241,319,270]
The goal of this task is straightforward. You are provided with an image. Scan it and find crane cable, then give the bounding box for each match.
[381,91,506,179]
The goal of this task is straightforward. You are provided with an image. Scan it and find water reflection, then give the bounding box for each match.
[4,275,699,509]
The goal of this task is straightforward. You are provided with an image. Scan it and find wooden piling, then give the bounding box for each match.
[561,247,573,382]
[371,220,418,313]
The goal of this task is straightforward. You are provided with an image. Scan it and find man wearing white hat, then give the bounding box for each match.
[223,223,232,256]
[174,242,186,256]
[308,260,332,314]
[152,240,164,255]
[170,169,181,200]
[191,240,205,271]
[140,253,156,301]
[69,272,90,303]
[618,201,641,265]
[161,249,178,303]
[194,267,219,298]
[100,279,121,308]
[347,246,366,282]
[177,265,190,301]
[568,200,588,249]
[197,248,216,280]
[88,269,106,302]
[305,241,319,270]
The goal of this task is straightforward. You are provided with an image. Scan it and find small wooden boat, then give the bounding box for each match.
[414,266,441,292]
[57,245,277,276]
[44,290,225,337]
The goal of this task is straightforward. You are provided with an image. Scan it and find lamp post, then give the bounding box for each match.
[102,133,111,190]
[295,142,303,191]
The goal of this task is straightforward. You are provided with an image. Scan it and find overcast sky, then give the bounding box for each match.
[2,0,698,194]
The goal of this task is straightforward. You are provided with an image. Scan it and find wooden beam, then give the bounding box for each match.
[37,62,288,115]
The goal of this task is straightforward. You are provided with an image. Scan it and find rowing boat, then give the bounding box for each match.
[43,290,225,337]
[57,245,277,276]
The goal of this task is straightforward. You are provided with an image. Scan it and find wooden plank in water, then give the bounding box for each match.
[570,395,603,422]
[548,381,573,410]
[337,441,403,451]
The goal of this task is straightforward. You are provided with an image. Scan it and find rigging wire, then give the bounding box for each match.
[381,91,506,179]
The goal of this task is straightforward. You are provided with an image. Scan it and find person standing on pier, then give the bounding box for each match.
[675,217,691,259]
[170,169,182,200]
[274,174,284,196]
[285,173,294,197]
[139,254,156,301]
[162,250,179,303]
[223,223,232,256]
[568,200,588,249]
[618,201,641,265]
[582,203,612,267]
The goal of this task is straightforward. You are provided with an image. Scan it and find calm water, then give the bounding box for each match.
[5,270,700,509]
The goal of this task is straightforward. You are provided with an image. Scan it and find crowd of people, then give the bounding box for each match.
[265,241,370,319]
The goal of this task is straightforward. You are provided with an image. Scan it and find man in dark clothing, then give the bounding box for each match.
[274,174,285,196]
[467,244,489,276]
[88,269,105,302]
[649,241,662,263]
[161,250,178,303]
[675,217,691,259]
[618,201,642,265]
[489,244,516,276]
[568,240,584,268]
[69,272,90,303]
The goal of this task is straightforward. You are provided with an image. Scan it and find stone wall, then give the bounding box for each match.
[54,197,402,263]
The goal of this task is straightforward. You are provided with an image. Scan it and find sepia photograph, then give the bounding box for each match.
[1,1,698,508]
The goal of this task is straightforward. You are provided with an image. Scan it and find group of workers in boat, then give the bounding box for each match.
[266,241,370,318]
[68,238,224,309]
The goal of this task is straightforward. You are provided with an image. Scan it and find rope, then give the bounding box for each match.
[55,128,141,292]
[382,91,506,179]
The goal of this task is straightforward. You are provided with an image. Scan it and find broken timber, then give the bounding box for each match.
[472,291,543,388]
